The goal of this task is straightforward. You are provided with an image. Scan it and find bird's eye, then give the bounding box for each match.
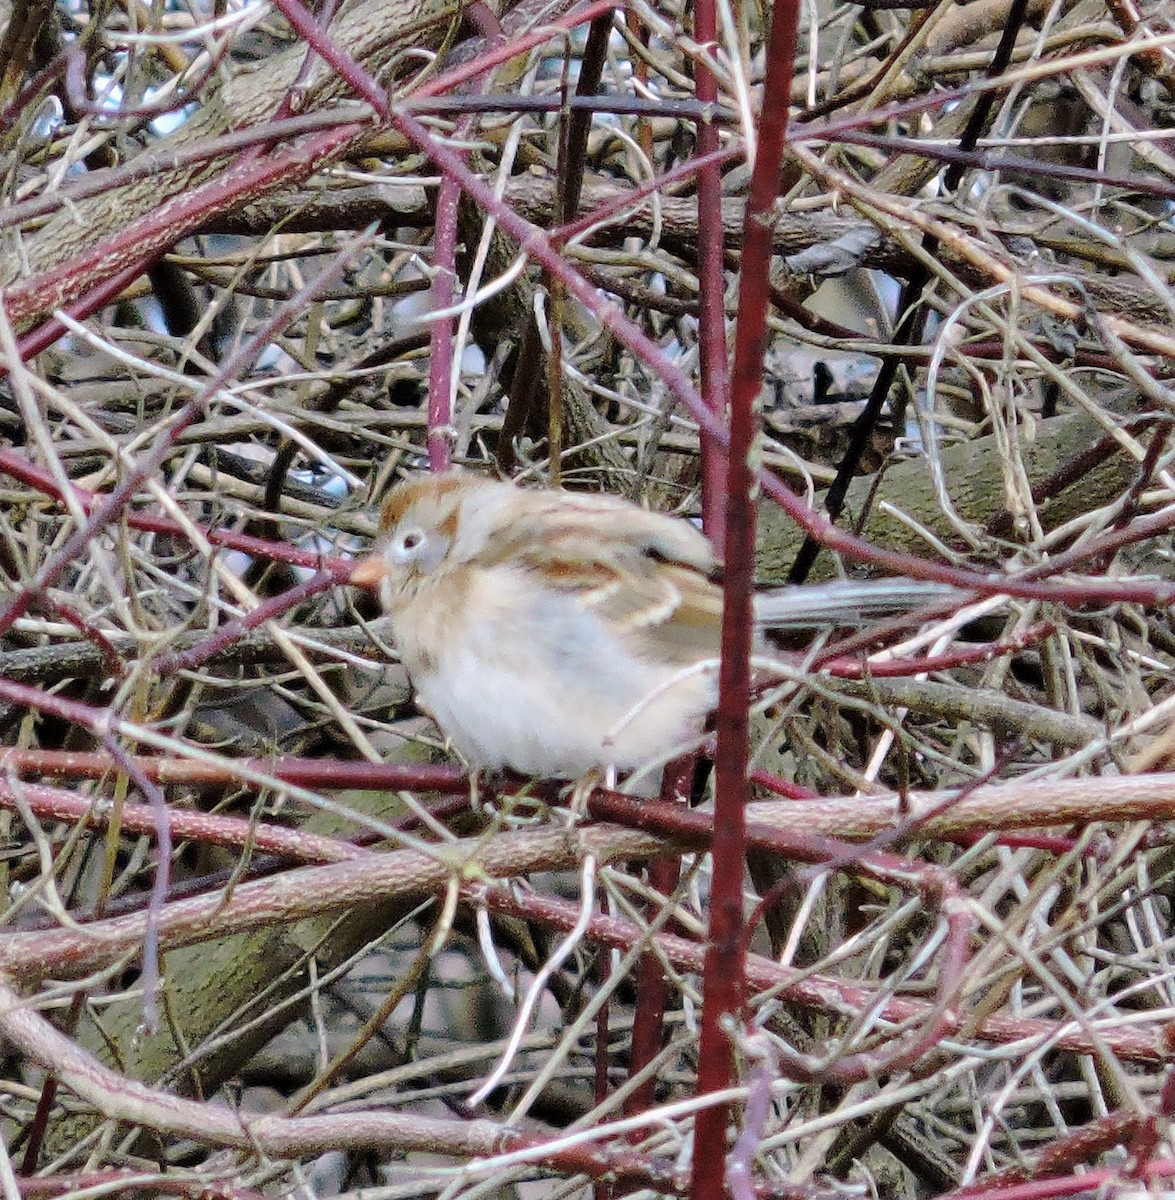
[391,526,428,565]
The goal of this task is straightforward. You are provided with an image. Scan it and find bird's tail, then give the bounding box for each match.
[752,579,966,629]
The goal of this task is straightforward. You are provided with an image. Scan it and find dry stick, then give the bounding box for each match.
[789,0,1032,586]
[472,879,1163,1066]
[12,756,1169,848]
[0,822,663,981]
[272,0,1175,605]
[422,2,508,473]
[0,623,389,687]
[0,777,373,865]
[0,978,680,1188]
[0,810,1160,1064]
[0,231,375,1030]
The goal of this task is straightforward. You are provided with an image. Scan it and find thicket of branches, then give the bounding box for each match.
[2,0,1175,1195]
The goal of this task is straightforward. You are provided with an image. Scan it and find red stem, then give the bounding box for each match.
[0,747,468,791]
[0,234,371,639]
[692,0,801,1188]
[693,0,729,545]
[2,123,366,332]
[0,445,350,570]
[267,0,1175,604]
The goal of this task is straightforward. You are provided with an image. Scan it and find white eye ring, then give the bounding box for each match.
[391,526,428,564]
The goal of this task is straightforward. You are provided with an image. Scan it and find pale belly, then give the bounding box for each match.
[394,579,717,778]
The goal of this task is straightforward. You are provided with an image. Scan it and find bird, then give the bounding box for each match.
[350,471,958,781]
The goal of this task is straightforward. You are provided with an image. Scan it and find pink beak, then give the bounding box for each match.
[350,554,388,587]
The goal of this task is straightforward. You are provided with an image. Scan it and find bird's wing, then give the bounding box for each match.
[479,497,723,663]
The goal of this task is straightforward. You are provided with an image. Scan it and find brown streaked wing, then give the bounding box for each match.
[510,528,723,665]
[462,488,723,660]
[475,494,716,574]
[513,535,682,630]
[630,562,723,665]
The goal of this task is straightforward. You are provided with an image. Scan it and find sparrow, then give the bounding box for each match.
[350,472,957,780]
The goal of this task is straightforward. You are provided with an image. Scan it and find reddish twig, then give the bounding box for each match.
[693,0,729,541]
[0,231,374,639]
[0,445,350,570]
[694,0,801,1185]
[3,123,368,331]
[0,747,468,792]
